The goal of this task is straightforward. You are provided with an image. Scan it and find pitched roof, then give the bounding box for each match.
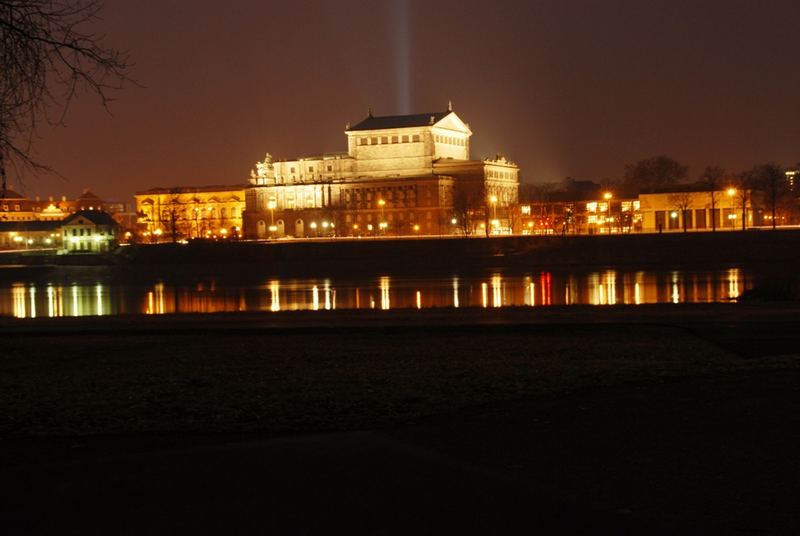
[0,220,62,232]
[348,111,452,131]
[63,210,118,226]
[0,189,26,200]
[77,189,102,200]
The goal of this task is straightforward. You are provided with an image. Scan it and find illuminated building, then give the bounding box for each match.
[0,187,126,222]
[0,210,120,252]
[638,187,760,232]
[518,192,641,235]
[134,185,246,240]
[0,220,62,249]
[61,211,120,253]
[0,189,41,222]
[244,104,520,238]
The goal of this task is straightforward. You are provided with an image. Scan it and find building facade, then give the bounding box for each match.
[243,106,520,238]
[61,211,120,253]
[134,185,246,241]
[638,188,760,232]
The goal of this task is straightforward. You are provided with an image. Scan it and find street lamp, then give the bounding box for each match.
[726,187,738,229]
[267,199,276,236]
[377,198,386,234]
[309,221,317,237]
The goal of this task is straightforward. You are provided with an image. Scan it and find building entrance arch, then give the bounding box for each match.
[295,219,304,237]
[257,220,266,239]
[276,219,285,236]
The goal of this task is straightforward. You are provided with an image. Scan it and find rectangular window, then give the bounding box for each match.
[308,167,314,173]
[695,209,707,229]
[655,211,666,230]
[668,212,680,230]
[359,138,367,145]
[402,135,409,143]
[371,137,378,145]
[723,208,734,227]
[290,167,295,173]
[412,134,420,142]
[327,165,333,172]
[682,210,693,229]
[391,136,398,143]
[381,136,388,144]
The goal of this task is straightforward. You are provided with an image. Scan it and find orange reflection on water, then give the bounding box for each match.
[0,268,754,318]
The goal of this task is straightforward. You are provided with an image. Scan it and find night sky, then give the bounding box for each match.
[19,0,800,203]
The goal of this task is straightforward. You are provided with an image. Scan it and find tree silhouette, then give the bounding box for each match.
[746,163,789,230]
[668,191,694,232]
[699,166,726,232]
[0,0,133,192]
[623,156,688,193]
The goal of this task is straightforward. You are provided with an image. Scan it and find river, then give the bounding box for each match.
[0,266,752,318]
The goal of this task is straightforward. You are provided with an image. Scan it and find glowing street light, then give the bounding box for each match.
[309,221,317,237]
[377,198,386,234]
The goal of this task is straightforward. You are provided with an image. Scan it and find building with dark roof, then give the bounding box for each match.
[61,211,120,252]
[245,105,519,238]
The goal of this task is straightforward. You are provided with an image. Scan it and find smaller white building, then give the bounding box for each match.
[61,211,119,253]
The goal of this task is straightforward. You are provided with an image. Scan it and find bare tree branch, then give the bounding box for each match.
[0,0,134,195]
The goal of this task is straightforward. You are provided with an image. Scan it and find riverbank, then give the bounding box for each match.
[127,230,800,276]
[2,304,799,532]
[4,230,800,277]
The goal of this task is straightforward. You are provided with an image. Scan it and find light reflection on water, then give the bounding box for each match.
[0,268,752,318]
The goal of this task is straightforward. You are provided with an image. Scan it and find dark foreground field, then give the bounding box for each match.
[2,305,800,534]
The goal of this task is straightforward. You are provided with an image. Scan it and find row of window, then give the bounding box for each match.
[287,164,335,174]
[487,170,515,180]
[155,206,238,219]
[654,208,737,230]
[2,205,22,211]
[358,134,421,146]
[69,228,113,237]
[434,135,466,147]
[344,211,435,223]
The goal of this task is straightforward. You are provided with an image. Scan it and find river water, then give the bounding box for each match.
[0,266,751,318]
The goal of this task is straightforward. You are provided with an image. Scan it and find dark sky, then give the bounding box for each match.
[19,0,800,202]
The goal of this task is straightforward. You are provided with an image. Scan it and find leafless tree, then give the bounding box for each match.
[699,166,726,231]
[668,191,694,232]
[453,182,483,237]
[746,163,790,230]
[0,0,132,193]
